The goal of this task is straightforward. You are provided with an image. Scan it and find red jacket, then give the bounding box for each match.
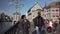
[46,23,50,27]
[52,22,57,27]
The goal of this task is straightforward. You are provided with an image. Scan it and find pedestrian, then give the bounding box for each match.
[49,21,53,28]
[52,21,57,34]
[46,20,52,33]
[33,12,44,34]
[17,21,23,34]
[52,21,57,29]
[21,15,30,34]
[35,26,39,34]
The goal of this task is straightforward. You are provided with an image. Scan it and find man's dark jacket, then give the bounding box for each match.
[33,16,44,27]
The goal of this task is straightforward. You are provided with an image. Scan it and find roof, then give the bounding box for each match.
[13,12,20,15]
[27,2,42,13]
[27,8,31,13]
[43,1,60,9]
[48,2,60,7]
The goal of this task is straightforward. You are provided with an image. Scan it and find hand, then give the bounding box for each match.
[24,20,27,22]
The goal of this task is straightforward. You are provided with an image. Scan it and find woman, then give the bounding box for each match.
[52,21,57,34]
[52,21,57,29]
[21,15,30,34]
[46,21,52,33]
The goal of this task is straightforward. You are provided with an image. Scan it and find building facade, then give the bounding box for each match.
[27,2,42,22]
[42,2,60,23]
[27,2,60,23]
[12,12,20,23]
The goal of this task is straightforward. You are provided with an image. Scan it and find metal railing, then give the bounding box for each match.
[4,22,20,34]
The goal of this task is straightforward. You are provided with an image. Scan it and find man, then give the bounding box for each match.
[33,12,44,34]
[21,15,30,34]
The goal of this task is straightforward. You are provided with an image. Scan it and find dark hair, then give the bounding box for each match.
[21,15,26,19]
[38,11,41,14]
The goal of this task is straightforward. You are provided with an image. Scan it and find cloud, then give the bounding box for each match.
[8,0,17,6]
[8,2,14,5]
[0,9,7,14]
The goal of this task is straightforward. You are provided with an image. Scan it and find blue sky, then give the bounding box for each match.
[0,0,60,16]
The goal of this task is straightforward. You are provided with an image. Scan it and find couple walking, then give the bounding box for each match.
[18,11,44,34]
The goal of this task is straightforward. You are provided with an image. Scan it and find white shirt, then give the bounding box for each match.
[35,26,39,30]
[49,21,53,27]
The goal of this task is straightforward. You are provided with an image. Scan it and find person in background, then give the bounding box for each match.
[21,15,30,34]
[52,21,57,34]
[46,20,52,33]
[33,12,44,34]
[49,20,53,28]
[52,21,57,29]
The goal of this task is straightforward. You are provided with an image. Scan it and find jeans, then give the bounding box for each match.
[36,26,39,34]
[39,26,42,34]
[36,26,42,34]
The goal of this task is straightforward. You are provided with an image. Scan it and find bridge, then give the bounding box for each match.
[0,21,60,34]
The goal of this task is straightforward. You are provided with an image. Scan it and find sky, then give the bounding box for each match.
[0,0,60,16]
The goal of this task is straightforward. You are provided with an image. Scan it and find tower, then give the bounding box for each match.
[44,0,46,7]
[10,0,21,23]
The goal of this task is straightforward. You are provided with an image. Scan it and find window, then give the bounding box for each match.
[36,9,41,12]
[52,15,55,17]
[28,13,32,16]
[33,15,35,17]
[56,15,59,17]
[32,10,35,12]
[52,10,55,12]
[45,15,46,17]
[56,10,58,12]
[47,9,50,12]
